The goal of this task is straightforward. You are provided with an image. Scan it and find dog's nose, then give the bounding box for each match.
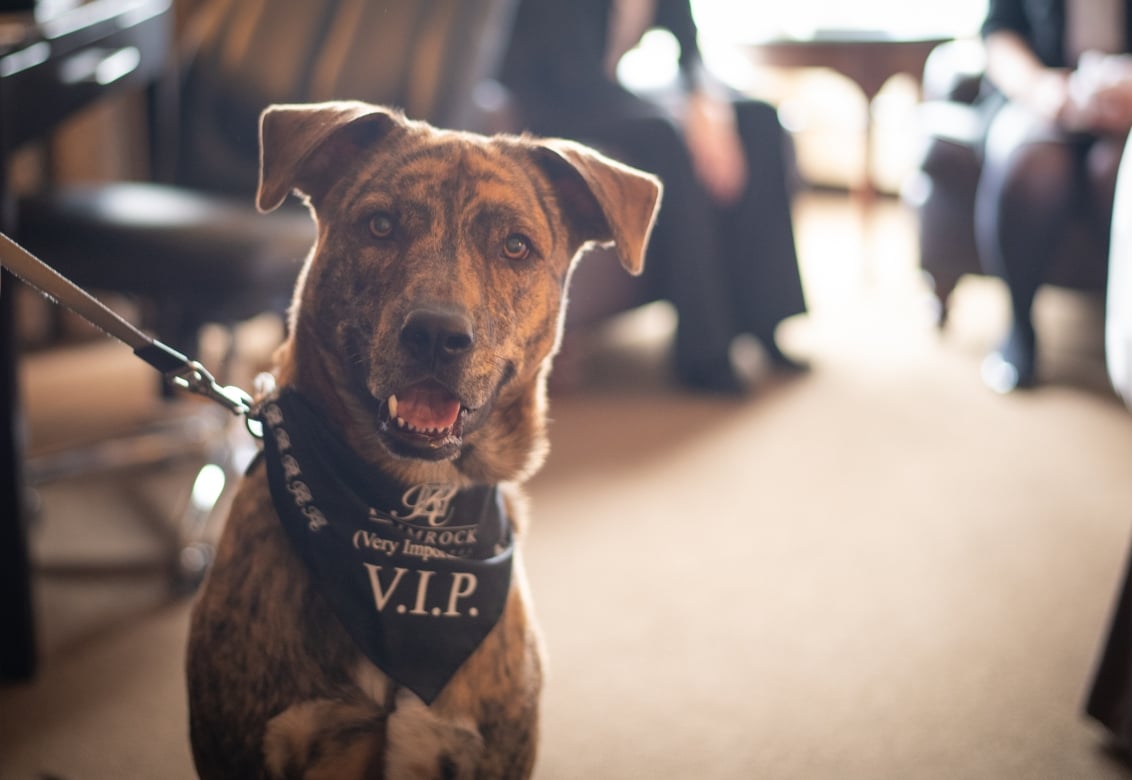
[400,306,475,364]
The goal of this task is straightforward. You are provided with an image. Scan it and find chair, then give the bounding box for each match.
[14,0,520,589]
[19,0,519,351]
[908,38,1109,325]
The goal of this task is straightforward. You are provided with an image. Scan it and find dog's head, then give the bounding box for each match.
[258,101,661,485]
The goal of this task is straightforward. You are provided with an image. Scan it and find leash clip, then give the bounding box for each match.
[0,232,267,438]
[166,361,263,438]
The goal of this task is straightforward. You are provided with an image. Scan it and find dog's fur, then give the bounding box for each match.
[186,101,660,779]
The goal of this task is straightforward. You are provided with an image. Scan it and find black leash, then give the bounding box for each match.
[0,231,262,436]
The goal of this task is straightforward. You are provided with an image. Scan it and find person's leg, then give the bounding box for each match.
[718,99,808,369]
[974,102,1081,391]
[1084,134,1123,238]
[581,116,748,391]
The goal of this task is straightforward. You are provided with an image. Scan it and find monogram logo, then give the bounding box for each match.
[391,483,459,527]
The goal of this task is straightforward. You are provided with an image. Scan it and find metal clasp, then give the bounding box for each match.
[165,361,263,438]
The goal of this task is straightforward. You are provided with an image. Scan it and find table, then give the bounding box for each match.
[744,32,950,205]
[0,0,171,682]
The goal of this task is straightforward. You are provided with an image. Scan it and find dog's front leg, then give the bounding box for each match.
[263,698,387,779]
[262,665,484,780]
[383,689,484,779]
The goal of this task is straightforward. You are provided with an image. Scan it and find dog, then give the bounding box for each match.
[185,100,661,779]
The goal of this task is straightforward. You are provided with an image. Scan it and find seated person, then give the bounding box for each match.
[500,0,808,394]
[976,0,1132,392]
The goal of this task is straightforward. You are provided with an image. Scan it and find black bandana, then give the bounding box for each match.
[256,388,514,704]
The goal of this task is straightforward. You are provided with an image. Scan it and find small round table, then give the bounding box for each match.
[743,32,951,205]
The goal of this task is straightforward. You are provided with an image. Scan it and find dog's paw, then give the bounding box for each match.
[384,689,483,780]
[263,699,384,779]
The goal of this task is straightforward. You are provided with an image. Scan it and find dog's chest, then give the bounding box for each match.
[255,389,517,704]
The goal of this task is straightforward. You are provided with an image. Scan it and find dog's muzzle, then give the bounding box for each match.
[368,304,481,460]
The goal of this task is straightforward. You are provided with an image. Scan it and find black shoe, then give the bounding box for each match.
[766,345,811,375]
[981,325,1036,393]
[676,355,752,396]
[751,336,810,376]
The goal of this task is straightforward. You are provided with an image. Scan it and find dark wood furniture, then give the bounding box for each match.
[5,0,523,682]
[0,0,173,682]
[909,39,1109,323]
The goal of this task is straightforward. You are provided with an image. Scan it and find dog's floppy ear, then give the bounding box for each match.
[257,101,402,212]
[530,139,662,276]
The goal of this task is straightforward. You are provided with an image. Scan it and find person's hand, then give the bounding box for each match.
[1029,69,1075,124]
[1081,80,1132,134]
[683,91,747,205]
[1067,52,1132,134]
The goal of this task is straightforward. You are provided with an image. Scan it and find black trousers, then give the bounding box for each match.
[974,101,1116,341]
[525,98,807,366]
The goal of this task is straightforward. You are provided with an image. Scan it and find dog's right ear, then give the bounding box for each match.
[257,101,403,213]
[527,138,662,276]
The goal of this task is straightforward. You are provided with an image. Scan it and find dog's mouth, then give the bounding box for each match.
[378,379,472,460]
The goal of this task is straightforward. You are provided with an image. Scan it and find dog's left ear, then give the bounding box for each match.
[257,100,403,212]
[529,139,662,276]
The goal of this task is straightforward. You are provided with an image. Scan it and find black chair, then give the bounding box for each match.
[908,38,1109,325]
[15,0,519,589]
[20,0,519,353]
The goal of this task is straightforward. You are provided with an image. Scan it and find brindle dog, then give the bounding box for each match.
[186,101,661,779]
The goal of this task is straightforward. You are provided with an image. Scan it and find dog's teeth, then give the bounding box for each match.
[388,404,448,435]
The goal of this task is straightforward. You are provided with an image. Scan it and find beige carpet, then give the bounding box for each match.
[3,195,1132,779]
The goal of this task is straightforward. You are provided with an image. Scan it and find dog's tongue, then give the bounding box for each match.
[395,382,461,431]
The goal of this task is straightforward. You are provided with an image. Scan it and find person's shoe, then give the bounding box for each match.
[675,354,752,396]
[981,325,1036,394]
[741,332,810,376]
[764,342,811,375]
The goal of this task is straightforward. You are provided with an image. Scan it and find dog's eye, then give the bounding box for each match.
[502,233,531,261]
[368,212,396,239]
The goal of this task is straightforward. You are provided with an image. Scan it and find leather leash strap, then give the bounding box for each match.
[0,230,257,426]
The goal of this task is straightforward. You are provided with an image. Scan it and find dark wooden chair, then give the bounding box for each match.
[14,0,520,588]
[908,39,1109,325]
[18,0,519,355]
